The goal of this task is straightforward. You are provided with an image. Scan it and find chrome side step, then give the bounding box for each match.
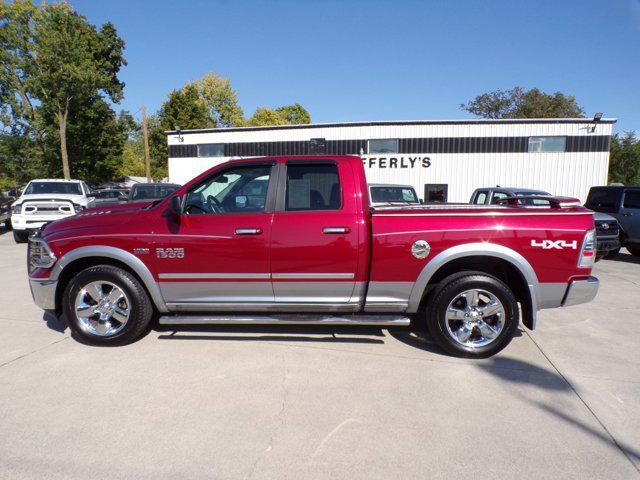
[158,314,411,327]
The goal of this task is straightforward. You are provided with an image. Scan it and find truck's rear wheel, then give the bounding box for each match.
[426,273,519,358]
[63,265,153,345]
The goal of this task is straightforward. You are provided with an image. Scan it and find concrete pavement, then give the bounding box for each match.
[0,229,638,479]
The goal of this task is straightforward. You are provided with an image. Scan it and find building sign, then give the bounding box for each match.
[361,156,431,169]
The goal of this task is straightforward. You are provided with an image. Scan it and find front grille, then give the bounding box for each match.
[23,201,73,216]
[595,221,619,237]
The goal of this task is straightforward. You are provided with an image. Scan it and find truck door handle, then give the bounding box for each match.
[235,228,262,235]
[323,227,350,234]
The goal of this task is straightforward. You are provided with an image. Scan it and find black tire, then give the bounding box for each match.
[426,272,519,358]
[62,265,153,346]
[604,247,620,259]
[3,219,12,231]
[627,246,640,257]
[13,230,28,243]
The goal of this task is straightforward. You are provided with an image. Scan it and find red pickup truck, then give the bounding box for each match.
[28,156,598,357]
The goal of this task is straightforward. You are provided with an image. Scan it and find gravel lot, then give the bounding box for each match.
[0,229,638,480]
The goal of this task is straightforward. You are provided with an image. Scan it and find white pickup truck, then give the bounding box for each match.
[11,179,93,243]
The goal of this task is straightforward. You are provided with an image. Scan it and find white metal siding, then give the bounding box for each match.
[167,120,613,203]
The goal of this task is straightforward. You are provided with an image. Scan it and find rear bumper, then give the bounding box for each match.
[29,277,57,311]
[562,276,599,307]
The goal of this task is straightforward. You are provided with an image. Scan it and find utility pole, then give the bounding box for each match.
[141,105,152,182]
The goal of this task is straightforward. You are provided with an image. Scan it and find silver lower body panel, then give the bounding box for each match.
[562,276,599,306]
[159,314,411,326]
[29,278,57,310]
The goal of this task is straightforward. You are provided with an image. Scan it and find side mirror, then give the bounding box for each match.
[168,195,182,216]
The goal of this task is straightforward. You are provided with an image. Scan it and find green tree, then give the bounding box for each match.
[189,72,244,127]
[0,0,126,179]
[461,87,584,119]
[276,104,311,125]
[246,107,288,127]
[608,132,640,185]
[148,85,213,179]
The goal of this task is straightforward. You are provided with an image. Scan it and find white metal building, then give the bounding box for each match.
[165,118,616,202]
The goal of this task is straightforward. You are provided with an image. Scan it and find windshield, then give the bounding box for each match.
[24,181,82,196]
[370,186,418,203]
[131,184,179,201]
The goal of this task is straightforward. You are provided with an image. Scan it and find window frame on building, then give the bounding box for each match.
[527,136,567,153]
[197,143,225,158]
[367,138,399,154]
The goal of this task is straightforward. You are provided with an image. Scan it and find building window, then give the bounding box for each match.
[198,143,225,157]
[368,139,398,154]
[528,136,566,153]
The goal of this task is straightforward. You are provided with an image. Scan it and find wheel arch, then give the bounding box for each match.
[51,246,168,314]
[407,243,539,329]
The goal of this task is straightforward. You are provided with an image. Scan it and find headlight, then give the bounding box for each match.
[73,203,86,212]
[28,237,57,270]
[12,204,21,214]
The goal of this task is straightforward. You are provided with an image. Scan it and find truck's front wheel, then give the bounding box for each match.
[426,273,519,358]
[63,265,153,345]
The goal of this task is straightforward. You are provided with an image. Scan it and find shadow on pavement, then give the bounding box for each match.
[606,252,640,265]
[43,312,67,333]
[478,356,640,469]
[156,324,386,345]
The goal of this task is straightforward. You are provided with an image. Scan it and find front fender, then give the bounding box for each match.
[50,245,168,313]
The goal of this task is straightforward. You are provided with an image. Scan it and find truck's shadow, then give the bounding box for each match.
[605,252,640,265]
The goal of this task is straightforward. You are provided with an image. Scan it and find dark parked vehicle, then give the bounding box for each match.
[0,191,12,229]
[471,187,620,261]
[128,183,180,203]
[585,186,640,257]
[90,189,129,207]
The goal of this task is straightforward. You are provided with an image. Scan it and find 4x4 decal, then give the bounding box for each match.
[530,239,577,250]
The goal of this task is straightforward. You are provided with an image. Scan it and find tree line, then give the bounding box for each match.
[0,1,310,189]
[1,1,638,189]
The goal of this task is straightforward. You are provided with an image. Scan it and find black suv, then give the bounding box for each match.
[585,186,640,257]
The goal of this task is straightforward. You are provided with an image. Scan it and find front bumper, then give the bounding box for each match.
[29,277,57,311]
[11,214,70,231]
[562,276,599,307]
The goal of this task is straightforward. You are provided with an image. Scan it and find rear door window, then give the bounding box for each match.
[285,164,341,211]
[490,191,510,204]
[623,190,640,210]
[585,189,621,213]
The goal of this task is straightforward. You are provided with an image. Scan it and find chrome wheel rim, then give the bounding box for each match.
[444,289,505,348]
[74,281,130,336]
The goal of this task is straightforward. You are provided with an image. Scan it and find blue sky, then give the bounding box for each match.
[72,0,640,133]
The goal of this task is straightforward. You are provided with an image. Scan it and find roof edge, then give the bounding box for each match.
[164,118,617,135]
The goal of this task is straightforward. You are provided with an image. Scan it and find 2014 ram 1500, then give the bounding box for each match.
[28,156,599,357]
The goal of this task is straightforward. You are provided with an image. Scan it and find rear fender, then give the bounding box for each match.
[407,243,539,329]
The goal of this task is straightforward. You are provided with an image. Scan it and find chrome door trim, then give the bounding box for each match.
[158,273,270,280]
[165,302,360,313]
[272,273,355,280]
